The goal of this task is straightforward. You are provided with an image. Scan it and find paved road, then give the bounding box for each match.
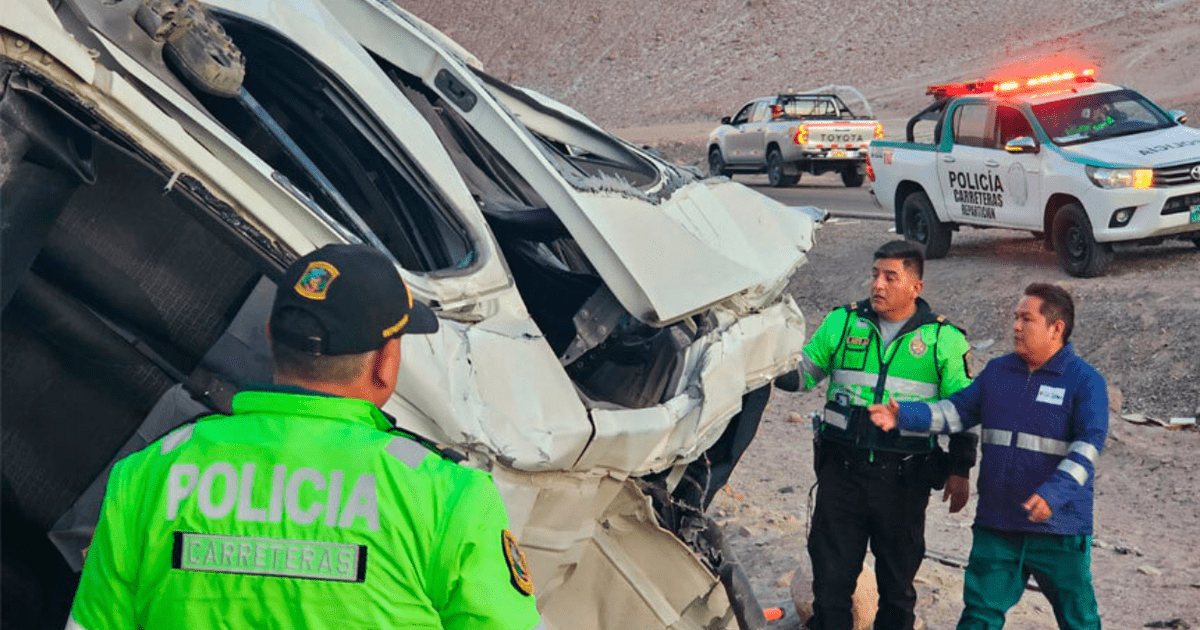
[736,172,893,221]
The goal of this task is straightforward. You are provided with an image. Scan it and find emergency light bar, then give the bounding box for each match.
[927,68,1096,100]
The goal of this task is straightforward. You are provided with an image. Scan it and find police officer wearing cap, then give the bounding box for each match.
[776,241,977,630]
[67,244,542,630]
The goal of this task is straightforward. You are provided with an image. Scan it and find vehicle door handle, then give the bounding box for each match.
[941,156,956,163]
[984,160,1000,167]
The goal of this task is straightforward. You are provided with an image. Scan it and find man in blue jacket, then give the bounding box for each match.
[869,283,1107,630]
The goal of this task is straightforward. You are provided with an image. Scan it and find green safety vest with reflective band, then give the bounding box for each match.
[69,390,540,630]
[799,298,973,453]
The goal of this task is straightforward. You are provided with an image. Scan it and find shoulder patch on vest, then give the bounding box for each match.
[502,529,534,596]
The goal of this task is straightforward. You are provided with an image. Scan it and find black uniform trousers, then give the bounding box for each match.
[807,443,931,630]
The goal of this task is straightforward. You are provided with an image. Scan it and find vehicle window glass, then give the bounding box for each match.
[749,102,769,123]
[994,106,1035,149]
[953,104,989,148]
[784,99,835,118]
[197,16,475,273]
[1031,89,1175,145]
[732,103,755,125]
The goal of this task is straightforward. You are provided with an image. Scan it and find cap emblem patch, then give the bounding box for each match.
[294,261,340,300]
[502,529,534,596]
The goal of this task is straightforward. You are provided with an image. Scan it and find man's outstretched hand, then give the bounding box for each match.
[868,398,900,431]
[1022,494,1052,523]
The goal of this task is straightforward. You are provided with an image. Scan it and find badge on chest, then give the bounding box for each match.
[1035,385,1066,405]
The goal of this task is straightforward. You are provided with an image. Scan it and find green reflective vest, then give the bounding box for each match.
[69,389,540,630]
[800,298,972,453]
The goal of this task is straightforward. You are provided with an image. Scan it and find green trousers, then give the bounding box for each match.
[957,526,1101,630]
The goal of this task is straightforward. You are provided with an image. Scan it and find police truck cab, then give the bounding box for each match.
[868,68,1200,276]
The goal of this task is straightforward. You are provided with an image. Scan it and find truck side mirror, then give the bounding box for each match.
[721,116,732,125]
[1004,136,1039,154]
[1168,109,1188,124]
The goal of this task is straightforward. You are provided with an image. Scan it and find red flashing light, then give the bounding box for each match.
[928,67,1097,100]
[865,151,876,182]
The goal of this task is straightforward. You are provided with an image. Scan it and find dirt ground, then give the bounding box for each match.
[710,218,1200,629]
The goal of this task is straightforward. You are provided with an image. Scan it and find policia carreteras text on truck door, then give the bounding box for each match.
[775,241,978,630]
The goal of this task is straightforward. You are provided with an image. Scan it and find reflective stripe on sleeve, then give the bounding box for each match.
[386,437,429,469]
[66,615,91,630]
[981,428,1013,446]
[928,400,962,433]
[1069,441,1100,463]
[1015,433,1070,456]
[1058,459,1089,485]
[883,375,938,399]
[823,407,849,430]
[800,353,828,384]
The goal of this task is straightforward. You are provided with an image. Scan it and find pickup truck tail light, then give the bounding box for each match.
[873,123,884,140]
[794,125,809,145]
[865,151,876,182]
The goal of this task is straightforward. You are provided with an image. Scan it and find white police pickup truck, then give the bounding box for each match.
[867,68,1200,276]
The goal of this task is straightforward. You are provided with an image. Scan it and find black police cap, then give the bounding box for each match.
[270,244,438,355]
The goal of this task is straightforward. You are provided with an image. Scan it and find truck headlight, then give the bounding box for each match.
[1086,166,1153,189]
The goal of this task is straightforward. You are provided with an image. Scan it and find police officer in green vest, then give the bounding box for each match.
[776,241,977,630]
[67,244,542,630]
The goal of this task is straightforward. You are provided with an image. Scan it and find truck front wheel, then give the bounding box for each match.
[841,167,864,188]
[901,191,951,259]
[767,149,798,187]
[1052,204,1113,277]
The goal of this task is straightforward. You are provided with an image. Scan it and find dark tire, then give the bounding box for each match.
[708,147,730,178]
[1191,236,1200,250]
[841,167,864,188]
[1052,203,1113,277]
[766,149,798,187]
[901,191,951,259]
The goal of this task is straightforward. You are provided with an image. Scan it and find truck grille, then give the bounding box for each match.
[1161,191,1200,216]
[1154,160,1200,187]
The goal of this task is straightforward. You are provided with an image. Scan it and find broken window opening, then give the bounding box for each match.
[468,68,695,200]
[195,14,476,273]
[376,59,691,408]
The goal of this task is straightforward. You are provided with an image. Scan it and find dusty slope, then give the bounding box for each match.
[402,0,1200,129]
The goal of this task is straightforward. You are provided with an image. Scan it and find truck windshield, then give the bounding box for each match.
[1032,89,1175,146]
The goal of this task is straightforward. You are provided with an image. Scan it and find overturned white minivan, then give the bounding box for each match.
[0,1,817,628]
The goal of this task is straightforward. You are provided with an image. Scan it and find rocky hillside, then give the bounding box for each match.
[402,0,1200,130]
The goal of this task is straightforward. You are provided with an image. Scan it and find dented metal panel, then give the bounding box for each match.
[382,305,593,472]
[492,469,736,630]
[574,298,807,475]
[319,0,816,325]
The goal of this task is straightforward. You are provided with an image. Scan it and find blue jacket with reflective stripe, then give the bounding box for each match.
[895,344,1108,535]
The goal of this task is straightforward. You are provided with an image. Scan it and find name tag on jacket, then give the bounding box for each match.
[1036,385,1066,405]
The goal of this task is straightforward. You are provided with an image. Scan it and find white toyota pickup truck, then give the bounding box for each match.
[709,93,882,187]
[868,68,1200,276]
